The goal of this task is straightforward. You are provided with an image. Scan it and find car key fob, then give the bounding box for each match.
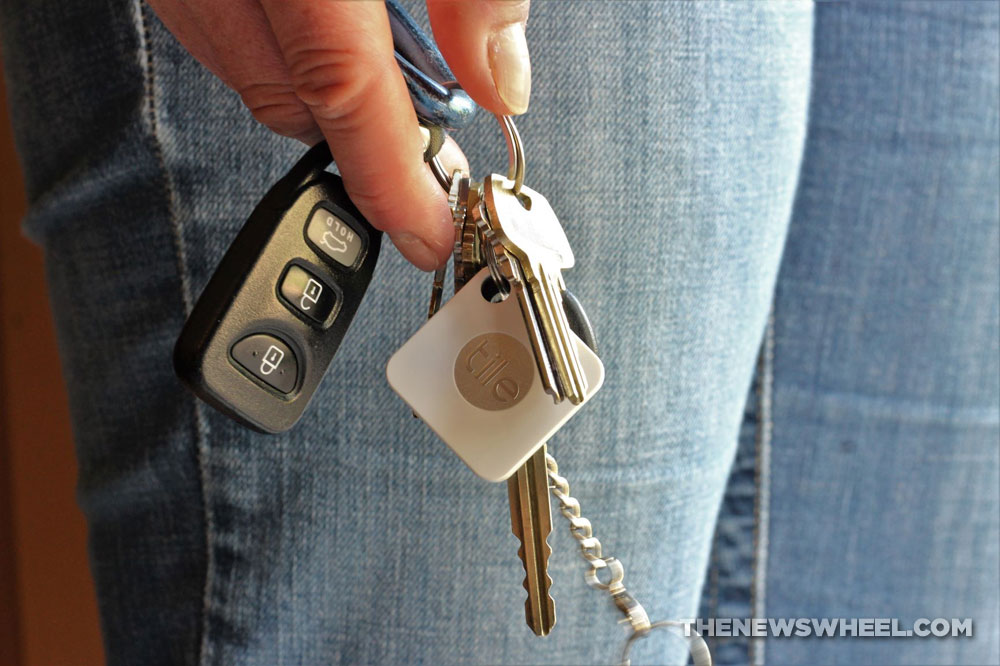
[174,142,382,433]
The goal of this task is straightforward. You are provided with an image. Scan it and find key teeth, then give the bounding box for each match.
[476,204,519,285]
[450,175,471,287]
[513,534,556,637]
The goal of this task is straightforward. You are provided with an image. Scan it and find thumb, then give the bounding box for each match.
[427,0,531,115]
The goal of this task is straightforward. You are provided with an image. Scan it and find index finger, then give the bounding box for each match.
[259,0,452,270]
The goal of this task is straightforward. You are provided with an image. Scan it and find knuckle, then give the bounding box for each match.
[283,44,378,123]
[345,178,430,236]
[344,182,396,226]
[240,82,314,137]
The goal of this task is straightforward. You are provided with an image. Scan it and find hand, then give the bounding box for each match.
[146,0,532,270]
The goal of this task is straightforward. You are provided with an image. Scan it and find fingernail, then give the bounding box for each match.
[488,23,531,115]
[391,232,441,271]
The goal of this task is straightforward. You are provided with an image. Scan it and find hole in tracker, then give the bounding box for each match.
[481,275,510,303]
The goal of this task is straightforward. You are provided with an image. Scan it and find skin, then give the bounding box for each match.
[146,0,532,271]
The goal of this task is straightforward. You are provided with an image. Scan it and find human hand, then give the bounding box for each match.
[146,0,531,270]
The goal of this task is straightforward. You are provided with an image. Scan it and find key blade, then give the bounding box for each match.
[535,270,589,403]
[507,255,562,401]
[516,286,563,402]
[508,445,556,636]
[482,174,586,403]
[520,269,588,404]
[426,264,446,319]
[452,175,484,291]
[474,216,563,401]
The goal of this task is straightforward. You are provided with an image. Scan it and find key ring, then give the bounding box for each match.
[619,621,713,666]
[498,114,526,195]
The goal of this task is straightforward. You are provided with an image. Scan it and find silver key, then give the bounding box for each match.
[481,175,588,404]
[508,444,556,636]
[450,173,482,291]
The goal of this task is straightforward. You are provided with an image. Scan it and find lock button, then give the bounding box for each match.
[279,263,340,326]
[231,334,298,394]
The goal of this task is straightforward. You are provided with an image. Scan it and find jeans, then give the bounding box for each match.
[1,1,996,665]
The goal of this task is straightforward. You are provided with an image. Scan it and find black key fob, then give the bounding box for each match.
[174,142,382,433]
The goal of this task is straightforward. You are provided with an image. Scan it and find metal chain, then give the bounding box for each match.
[545,453,652,633]
[545,452,713,666]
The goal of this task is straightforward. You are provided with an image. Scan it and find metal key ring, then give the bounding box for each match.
[477,200,511,298]
[497,114,526,195]
[619,620,713,666]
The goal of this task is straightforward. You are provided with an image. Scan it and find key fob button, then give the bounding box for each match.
[231,334,298,394]
[306,206,365,269]
[279,263,340,326]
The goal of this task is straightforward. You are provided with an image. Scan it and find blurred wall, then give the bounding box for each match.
[0,59,105,665]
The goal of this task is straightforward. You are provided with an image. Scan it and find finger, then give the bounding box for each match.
[437,135,469,177]
[152,0,320,144]
[259,0,452,270]
[427,0,531,115]
[418,127,469,177]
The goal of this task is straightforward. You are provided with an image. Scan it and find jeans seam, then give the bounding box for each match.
[706,523,721,656]
[137,4,212,663]
[749,309,775,666]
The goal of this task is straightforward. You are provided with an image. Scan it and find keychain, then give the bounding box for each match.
[393,116,713,664]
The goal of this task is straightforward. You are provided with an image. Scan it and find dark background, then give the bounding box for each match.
[0,57,105,665]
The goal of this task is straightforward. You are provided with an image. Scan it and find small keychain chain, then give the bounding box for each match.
[546,453,713,666]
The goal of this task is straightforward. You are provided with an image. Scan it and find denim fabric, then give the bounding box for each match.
[765,3,1000,664]
[703,3,1000,666]
[700,357,773,665]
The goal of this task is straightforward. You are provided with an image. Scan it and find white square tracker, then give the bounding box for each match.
[387,268,604,482]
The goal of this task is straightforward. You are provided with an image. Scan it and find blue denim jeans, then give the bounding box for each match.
[1,1,996,665]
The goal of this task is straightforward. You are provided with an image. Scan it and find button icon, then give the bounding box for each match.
[279,263,340,326]
[300,278,323,311]
[320,230,347,255]
[231,334,298,394]
[306,207,364,269]
[260,345,284,375]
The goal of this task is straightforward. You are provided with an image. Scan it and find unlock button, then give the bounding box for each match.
[231,334,298,394]
[279,263,339,326]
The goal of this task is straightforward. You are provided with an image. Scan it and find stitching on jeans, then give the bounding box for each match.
[749,310,775,666]
[137,4,213,663]
[706,523,721,656]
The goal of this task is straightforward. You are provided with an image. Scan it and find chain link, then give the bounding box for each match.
[545,453,652,634]
[545,452,713,666]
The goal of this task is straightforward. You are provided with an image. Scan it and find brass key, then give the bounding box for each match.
[508,444,556,636]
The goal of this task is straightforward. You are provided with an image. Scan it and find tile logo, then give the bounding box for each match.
[454,333,534,411]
